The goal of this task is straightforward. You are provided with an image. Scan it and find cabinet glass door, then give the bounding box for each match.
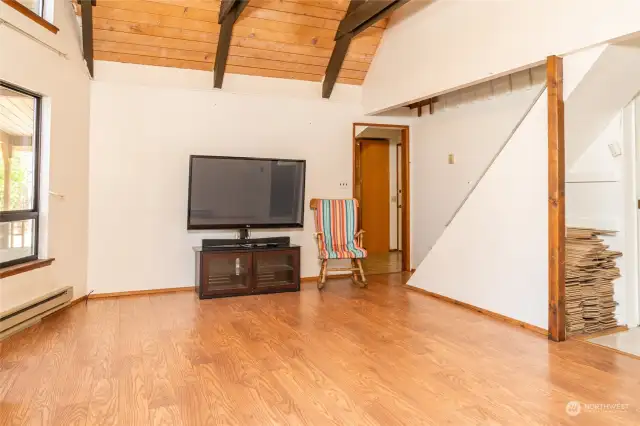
[201,252,252,296]
[254,250,299,290]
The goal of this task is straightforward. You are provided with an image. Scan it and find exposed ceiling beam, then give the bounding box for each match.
[214,0,249,89]
[335,0,410,40]
[81,0,94,77]
[323,0,409,99]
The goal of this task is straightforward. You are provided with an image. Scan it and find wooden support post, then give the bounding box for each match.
[417,104,422,117]
[547,55,566,342]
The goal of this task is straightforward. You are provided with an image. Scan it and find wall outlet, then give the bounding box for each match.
[339,182,348,188]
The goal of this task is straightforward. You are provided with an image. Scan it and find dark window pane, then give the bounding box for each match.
[0,219,36,264]
[0,87,37,212]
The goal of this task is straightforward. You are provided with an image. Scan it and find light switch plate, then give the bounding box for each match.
[448,154,455,164]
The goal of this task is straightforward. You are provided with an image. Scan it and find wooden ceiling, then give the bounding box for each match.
[91,0,389,85]
[0,88,35,137]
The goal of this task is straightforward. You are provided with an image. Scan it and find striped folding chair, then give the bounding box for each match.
[310,198,368,290]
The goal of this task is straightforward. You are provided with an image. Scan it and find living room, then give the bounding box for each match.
[2,0,640,424]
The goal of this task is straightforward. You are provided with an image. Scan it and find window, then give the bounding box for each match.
[17,0,44,17]
[0,82,41,268]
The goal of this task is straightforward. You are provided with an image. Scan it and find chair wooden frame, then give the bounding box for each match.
[310,198,368,290]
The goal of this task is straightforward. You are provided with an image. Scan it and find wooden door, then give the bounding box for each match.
[360,139,390,254]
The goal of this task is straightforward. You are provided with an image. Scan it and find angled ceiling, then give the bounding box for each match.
[91,0,389,85]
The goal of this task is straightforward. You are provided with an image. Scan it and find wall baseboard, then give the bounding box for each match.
[88,286,195,299]
[404,285,548,336]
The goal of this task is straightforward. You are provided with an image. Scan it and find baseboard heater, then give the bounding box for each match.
[0,286,73,340]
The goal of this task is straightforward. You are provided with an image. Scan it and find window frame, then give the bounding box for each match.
[0,81,42,269]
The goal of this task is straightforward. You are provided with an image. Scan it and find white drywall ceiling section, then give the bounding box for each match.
[364,0,640,114]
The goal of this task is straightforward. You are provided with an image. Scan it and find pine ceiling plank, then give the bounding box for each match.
[95,51,213,70]
[229,35,372,64]
[335,67,365,80]
[229,44,329,67]
[249,0,345,21]
[234,16,336,39]
[94,18,221,44]
[231,24,379,55]
[226,64,321,82]
[285,0,350,12]
[148,0,221,13]
[227,56,326,75]
[249,0,386,28]
[94,40,216,62]
[336,75,363,85]
[94,6,218,32]
[101,0,220,22]
[242,5,338,30]
[94,28,217,52]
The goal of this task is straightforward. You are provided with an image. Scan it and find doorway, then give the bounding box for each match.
[353,123,410,274]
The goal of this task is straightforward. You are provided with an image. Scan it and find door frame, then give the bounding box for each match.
[353,123,411,272]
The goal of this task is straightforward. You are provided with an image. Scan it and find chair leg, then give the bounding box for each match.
[350,259,359,285]
[356,259,367,288]
[317,259,328,290]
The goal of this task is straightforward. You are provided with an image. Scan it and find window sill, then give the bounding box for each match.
[0,258,55,279]
[1,0,59,34]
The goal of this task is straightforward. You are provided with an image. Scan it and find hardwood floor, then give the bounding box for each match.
[1,273,640,425]
[362,251,402,275]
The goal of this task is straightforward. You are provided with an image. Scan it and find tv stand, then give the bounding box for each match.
[194,243,300,299]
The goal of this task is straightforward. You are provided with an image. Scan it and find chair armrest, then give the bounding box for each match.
[355,230,365,246]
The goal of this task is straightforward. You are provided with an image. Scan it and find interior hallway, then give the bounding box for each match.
[362,251,402,275]
[1,273,639,425]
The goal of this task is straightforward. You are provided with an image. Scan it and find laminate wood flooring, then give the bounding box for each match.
[1,273,639,425]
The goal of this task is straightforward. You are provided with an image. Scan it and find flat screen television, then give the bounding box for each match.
[188,155,306,230]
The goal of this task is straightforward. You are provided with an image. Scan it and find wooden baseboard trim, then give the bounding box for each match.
[404,285,548,336]
[88,286,195,299]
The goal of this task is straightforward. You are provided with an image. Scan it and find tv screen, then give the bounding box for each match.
[188,155,306,230]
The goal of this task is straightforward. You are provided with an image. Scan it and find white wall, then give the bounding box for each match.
[88,62,413,294]
[0,0,90,310]
[364,0,640,113]
[566,39,640,168]
[412,85,544,265]
[408,89,550,329]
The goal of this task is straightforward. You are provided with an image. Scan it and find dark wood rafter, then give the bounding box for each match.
[336,0,409,39]
[323,0,408,99]
[547,55,566,342]
[214,0,249,88]
[81,0,94,77]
